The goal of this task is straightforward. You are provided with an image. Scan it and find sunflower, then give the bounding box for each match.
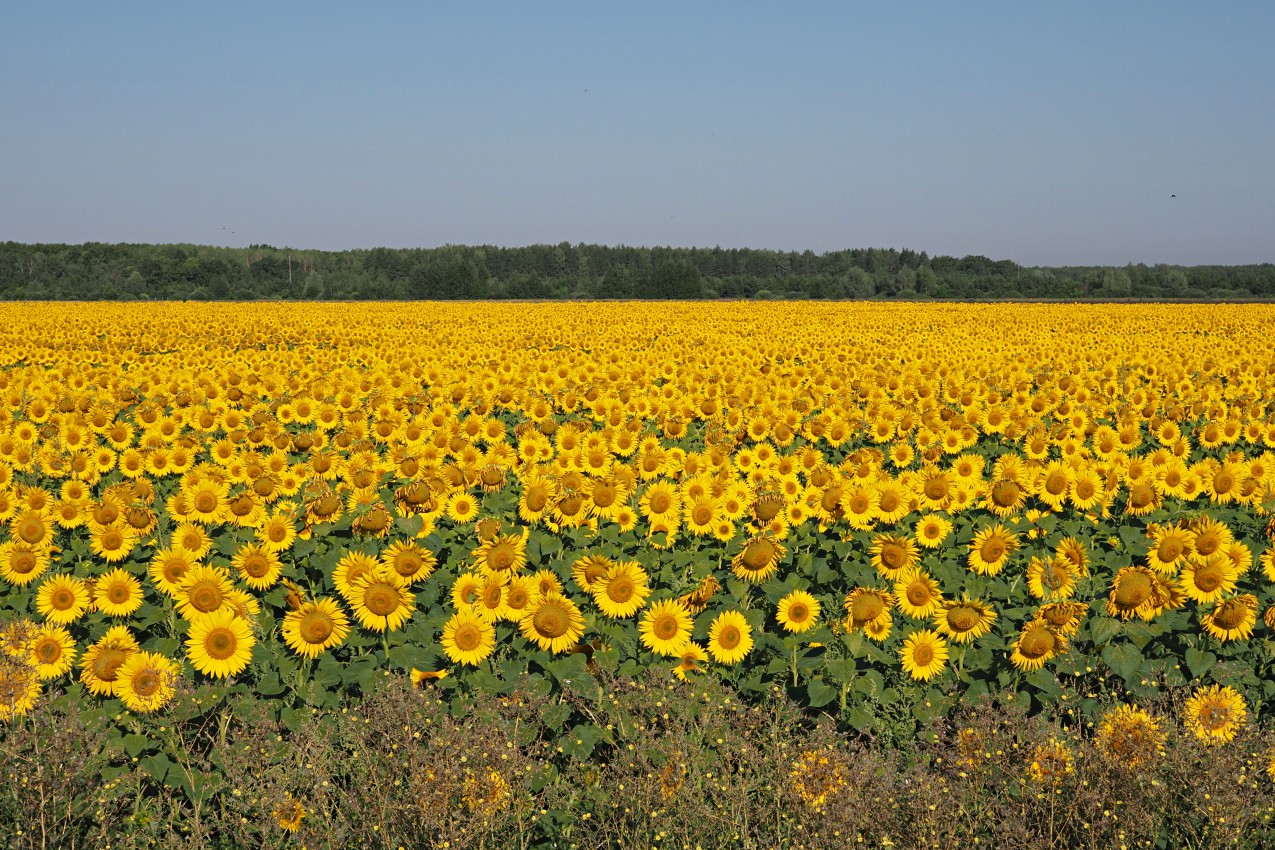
[94,568,144,617]
[256,511,297,553]
[1146,524,1194,574]
[776,589,821,634]
[1184,684,1247,745]
[410,667,449,687]
[282,598,350,659]
[870,533,918,580]
[183,478,229,525]
[349,571,415,632]
[842,587,894,633]
[1010,620,1066,672]
[683,495,721,537]
[472,573,508,623]
[10,510,52,547]
[176,565,236,620]
[148,547,197,597]
[520,592,585,654]
[893,568,943,620]
[501,574,540,622]
[968,525,1017,576]
[1027,739,1075,785]
[161,515,210,557]
[640,599,694,657]
[1036,601,1087,637]
[593,561,651,619]
[899,629,948,681]
[79,626,140,696]
[35,574,91,625]
[1106,566,1167,621]
[185,609,255,678]
[707,610,754,665]
[1069,470,1104,511]
[916,467,954,510]
[839,484,880,530]
[731,534,786,584]
[89,524,138,563]
[115,650,178,713]
[473,529,529,575]
[639,481,681,524]
[1201,594,1257,642]
[1097,705,1166,770]
[441,608,496,666]
[381,539,437,584]
[0,663,40,721]
[1035,461,1072,510]
[984,477,1027,518]
[1027,556,1076,601]
[914,513,952,549]
[1178,554,1238,604]
[0,541,51,586]
[28,624,76,680]
[272,792,307,834]
[673,642,708,680]
[518,474,557,524]
[333,551,381,602]
[1054,536,1090,577]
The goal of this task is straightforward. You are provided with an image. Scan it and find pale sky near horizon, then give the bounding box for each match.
[2,2,1272,266]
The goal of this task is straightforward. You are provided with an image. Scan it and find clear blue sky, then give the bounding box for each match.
[2,2,1272,265]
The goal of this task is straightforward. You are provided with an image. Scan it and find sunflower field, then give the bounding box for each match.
[3,301,1275,846]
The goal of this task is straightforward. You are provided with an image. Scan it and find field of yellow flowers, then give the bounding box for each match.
[2,301,1275,786]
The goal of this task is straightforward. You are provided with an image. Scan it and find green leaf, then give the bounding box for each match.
[1185,647,1216,679]
[806,677,838,709]
[1101,643,1143,683]
[1088,617,1122,646]
[122,733,151,758]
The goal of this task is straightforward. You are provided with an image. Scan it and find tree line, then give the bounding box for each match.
[1,241,1271,301]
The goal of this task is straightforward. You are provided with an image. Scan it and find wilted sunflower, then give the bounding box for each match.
[0,661,41,721]
[282,598,350,659]
[640,599,694,657]
[1097,705,1166,770]
[520,592,585,654]
[1010,620,1067,672]
[1200,594,1257,642]
[1184,684,1247,745]
[1027,739,1075,785]
[899,629,948,681]
[732,534,786,584]
[272,792,307,834]
[707,610,754,665]
[933,597,997,643]
[185,609,255,679]
[789,749,848,811]
[776,589,820,634]
[592,561,651,619]
[115,651,178,713]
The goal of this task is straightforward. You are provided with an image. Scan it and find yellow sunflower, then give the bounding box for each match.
[776,589,821,634]
[94,568,145,617]
[79,626,140,696]
[899,629,948,681]
[894,568,943,620]
[1200,594,1257,642]
[520,592,585,654]
[176,565,236,620]
[27,623,76,680]
[731,534,786,584]
[592,561,651,619]
[115,651,179,713]
[1184,684,1247,745]
[441,608,496,666]
[185,609,255,678]
[473,529,529,575]
[1097,705,1166,770]
[967,524,1017,576]
[281,598,350,659]
[349,571,415,632]
[707,610,754,665]
[914,513,952,549]
[1010,620,1066,672]
[1178,554,1238,605]
[148,547,197,598]
[35,574,91,625]
[640,599,694,657]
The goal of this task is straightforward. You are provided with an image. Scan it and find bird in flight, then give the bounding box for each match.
[1171,194,1176,198]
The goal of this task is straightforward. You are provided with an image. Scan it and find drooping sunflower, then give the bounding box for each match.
[281,598,350,659]
[441,608,496,666]
[731,534,786,584]
[348,571,415,632]
[707,610,754,665]
[1097,705,1166,770]
[473,529,529,575]
[185,609,255,679]
[899,629,948,681]
[1184,684,1247,746]
[914,513,952,549]
[967,524,1017,576]
[1178,554,1239,605]
[520,592,585,654]
[1010,620,1067,672]
[28,624,76,680]
[94,568,145,617]
[776,589,821,634]
[592,561,651,619]
[1027,556,1076,601]
[640,598,694,657]
[1201,594,1257,642]
[35,574,91,625]
[115,651,179,713]
[894,569,943,620]
[79,626,140,696]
